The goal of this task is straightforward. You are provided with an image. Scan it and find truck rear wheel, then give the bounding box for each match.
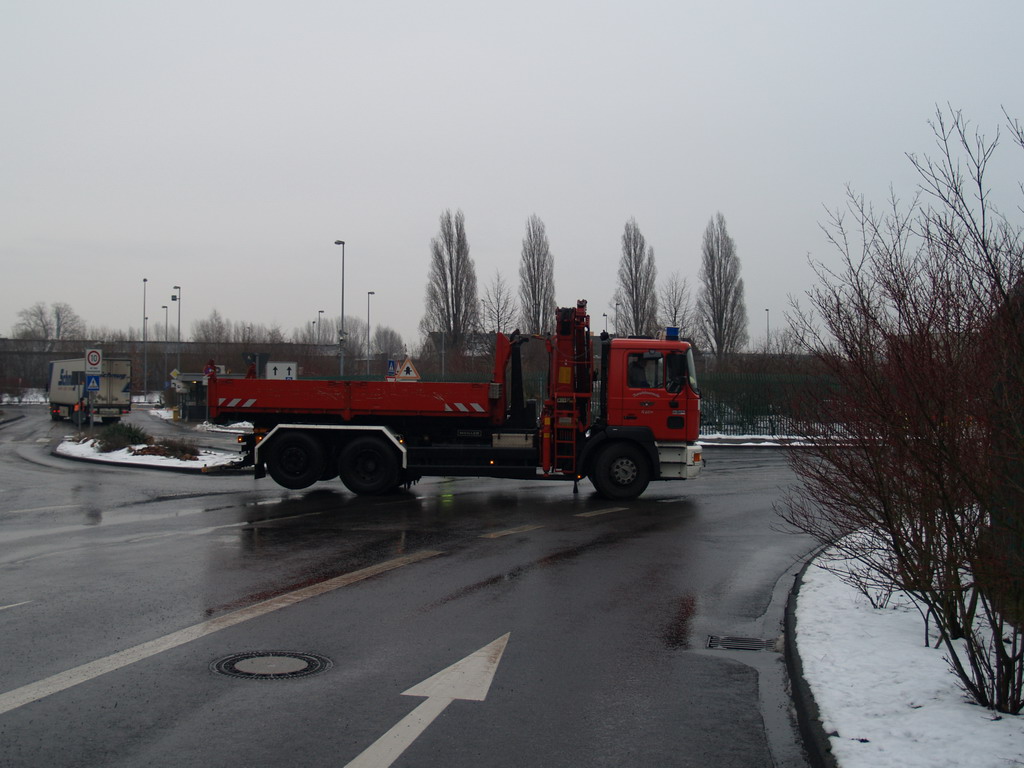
[266,432,325,490]
[589,442,650,500]
[339,436,399,495]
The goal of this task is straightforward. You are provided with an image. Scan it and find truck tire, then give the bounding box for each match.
[589,442,650,500]
[339,436,399,495]
[266,432,325,490]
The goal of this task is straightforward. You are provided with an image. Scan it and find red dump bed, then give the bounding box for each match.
[208,377,505,425]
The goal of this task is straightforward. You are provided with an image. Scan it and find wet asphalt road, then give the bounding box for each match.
[0,406,817,767]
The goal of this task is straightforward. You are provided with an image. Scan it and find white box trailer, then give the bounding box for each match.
[48,358,132,424]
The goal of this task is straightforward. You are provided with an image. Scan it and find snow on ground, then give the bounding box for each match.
[148,408,252,434]
[1,389,46,405]
[796,562,1024,768]
[54,437,242,469]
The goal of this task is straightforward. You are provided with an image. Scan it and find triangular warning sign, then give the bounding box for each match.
[396,357,421,381]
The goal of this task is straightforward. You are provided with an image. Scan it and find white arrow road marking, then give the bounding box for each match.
[345,633,511,768]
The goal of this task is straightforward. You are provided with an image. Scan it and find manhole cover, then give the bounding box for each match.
[706,635,775,651]
[211,651,333,680]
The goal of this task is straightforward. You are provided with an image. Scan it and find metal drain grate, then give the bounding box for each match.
[706,635,775,651]
[211,651,333,680]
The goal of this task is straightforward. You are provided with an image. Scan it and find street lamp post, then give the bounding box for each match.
[142,278,148,402]
[334,240,346,377]
[765,308,770,348]
[162,305,168,386]
[316,309,325,344]
[603,313,608,332]
[366,291,375,375]
[171,286,181,373]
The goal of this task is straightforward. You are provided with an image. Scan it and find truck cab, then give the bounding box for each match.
[565,331,702,499]
[602,336,700,444]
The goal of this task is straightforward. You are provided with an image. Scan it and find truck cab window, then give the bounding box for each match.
[627,353,663,389]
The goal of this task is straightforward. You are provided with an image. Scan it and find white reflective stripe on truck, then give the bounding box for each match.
[254,424,408,469]
[444,402,487,413]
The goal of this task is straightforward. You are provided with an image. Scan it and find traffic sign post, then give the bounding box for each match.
[84,348,102,428]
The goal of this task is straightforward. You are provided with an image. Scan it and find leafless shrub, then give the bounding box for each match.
[779,106,1024,714]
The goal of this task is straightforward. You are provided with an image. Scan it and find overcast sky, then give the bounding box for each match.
[3,0,1022,351]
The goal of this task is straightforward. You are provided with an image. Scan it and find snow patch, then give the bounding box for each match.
[55,437,240,469]
[796,562,1024,768]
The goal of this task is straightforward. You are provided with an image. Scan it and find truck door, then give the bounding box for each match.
[610,349,695,441]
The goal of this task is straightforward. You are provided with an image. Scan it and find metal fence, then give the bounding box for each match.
[698,372,835,436]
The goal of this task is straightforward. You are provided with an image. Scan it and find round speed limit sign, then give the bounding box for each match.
[85,348,102,374]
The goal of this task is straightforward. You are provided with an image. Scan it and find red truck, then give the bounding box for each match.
[208,301,703,499]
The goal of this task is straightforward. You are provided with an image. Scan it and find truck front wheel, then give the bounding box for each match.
[266,432,325,490]
[589,442,650,500]
[339,437,399,495]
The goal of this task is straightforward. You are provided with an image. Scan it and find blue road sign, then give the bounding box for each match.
[85,375,101,392]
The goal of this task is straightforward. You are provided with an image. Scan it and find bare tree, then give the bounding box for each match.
[51,302,86,340]
[191,309,232,344]
[518,214,555,334]
[373,326,405,361]
[14,302,53,340]
[420,209,479,350]
[613,218,658,336]
[697,213,748,359]
[13,301,85,342]
[779,107,1024,714]
[88,326,131,343]
[658,271,696,334]
[482,270,518,333]
[343,316,368,359]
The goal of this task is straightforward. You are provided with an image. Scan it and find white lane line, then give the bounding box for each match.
[0,601,32,612]
[574,507,626,518]
[0,550,442,717]
[479,524,543,539]
[4,504,80,515]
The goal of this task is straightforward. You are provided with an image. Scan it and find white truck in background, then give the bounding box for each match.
[48,358,132,424]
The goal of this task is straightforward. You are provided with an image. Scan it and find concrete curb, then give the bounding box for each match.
[784,549,839,768]
[0,413,26,427]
